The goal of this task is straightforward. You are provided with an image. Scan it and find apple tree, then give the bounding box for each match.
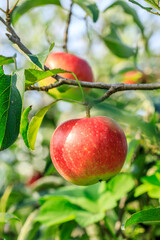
[0,0,160,239]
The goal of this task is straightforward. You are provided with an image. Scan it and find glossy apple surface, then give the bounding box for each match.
[39,52,94,99]
[50,116,127,186]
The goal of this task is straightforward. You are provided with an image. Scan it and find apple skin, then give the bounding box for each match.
[39,52,94,99]
[123,70,143,84]
[50,116,127,186]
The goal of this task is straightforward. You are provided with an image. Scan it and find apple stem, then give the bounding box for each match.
[86,104,91,118]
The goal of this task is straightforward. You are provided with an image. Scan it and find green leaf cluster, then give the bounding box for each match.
[35,173,135,227]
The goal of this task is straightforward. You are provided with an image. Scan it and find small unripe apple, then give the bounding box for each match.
[50,116,127,186]
[123,70,143,84]
[39,52,94,99]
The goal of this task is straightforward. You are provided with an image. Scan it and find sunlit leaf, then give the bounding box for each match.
[25,68,72,86]
[125,208,160,227]
[0,55,15,65]
[27,102,56,150]
[36,196,105,227]
[20,106,32,149]
[35,197,81,226]
[107,173,135,200]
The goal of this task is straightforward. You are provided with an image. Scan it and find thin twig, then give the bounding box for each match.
[7,0,9,12]
[94,86,118,103]
[63,2,73,52]
[9,0,20,14]
[0,16,21,40]
[0,8,6,14]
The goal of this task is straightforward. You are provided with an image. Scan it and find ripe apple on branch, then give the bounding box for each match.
[39,52,94,100]
[50,116,127,186]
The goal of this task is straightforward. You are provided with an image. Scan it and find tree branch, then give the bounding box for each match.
[26,78,160,91]
[0,16,31,54]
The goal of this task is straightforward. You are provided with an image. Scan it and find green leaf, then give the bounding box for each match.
[41,175,135,215]
[25,54,43,70]
[107,173,135,200]
[25,68,85,102]
[12,69,25,100]
[35,42,55,67]
[98,192,117,212]
[0,68,11,148]
[104,1,144,34]
[11,0,61,25]
[129,0,153,11]
[125,208,160,227]
[27,101,57,150]
[125,139,140,164]
[41,184,101,213]
[25,68,72,86]
[101,26,135,58]
[135,172,160,198]
[20,106,32,149]
[142,173,160,187]
[0,67,23,150]
[73,0,99,22]
[35,197,80,226]
[143,0,160,9]
[0,212,20,224]
[14,44,55,70]
[134,183,150,197]
[148,186,160,198]
[75,211,105,227]
[0,55,15,65]
[36,196,105,227]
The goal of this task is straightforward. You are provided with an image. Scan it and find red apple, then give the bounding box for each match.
[123,70,143,84]
[50,116,127,186]
[26,172,43,186]
[39,52,94,99]
[124,80,135,84]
